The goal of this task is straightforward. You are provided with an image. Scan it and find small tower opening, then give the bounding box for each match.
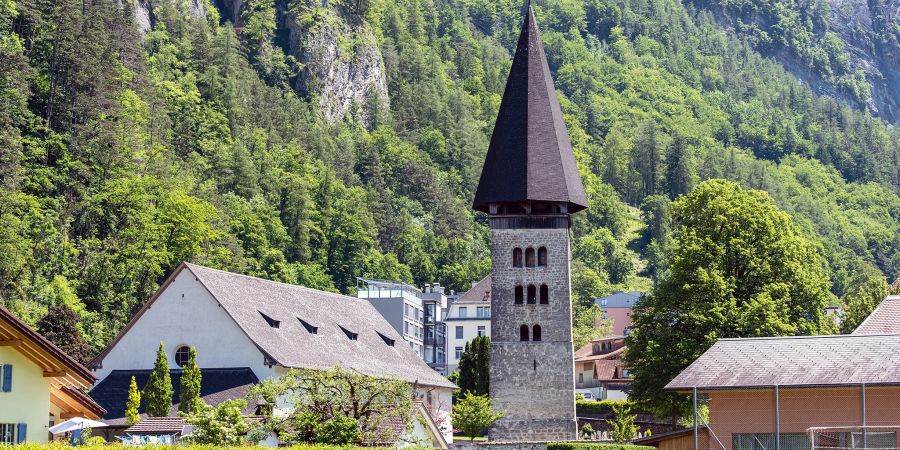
[527,284,537,304]
[520,325,529,341]
[513,248,523,267]
[538,247,548,266]
[515,285,524,304]
[540,284,549,304]
[533,324,542,341]
[525,248,536,267]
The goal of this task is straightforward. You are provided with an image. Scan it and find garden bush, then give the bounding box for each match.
[548,443,655,450]
[575,399,633,415]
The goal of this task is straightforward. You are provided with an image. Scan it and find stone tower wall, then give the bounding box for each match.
[488,226,577,441]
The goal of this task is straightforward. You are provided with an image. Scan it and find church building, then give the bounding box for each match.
[472,4,588,442]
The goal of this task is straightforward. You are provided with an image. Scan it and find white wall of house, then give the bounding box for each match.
[0,348,51,443]
[443,302,491,373]
[94,270,275,382]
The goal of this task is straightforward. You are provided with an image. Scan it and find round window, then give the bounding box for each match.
[175,345,192,367]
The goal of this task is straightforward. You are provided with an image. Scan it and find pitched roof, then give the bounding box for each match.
[90,367,258,425]
[665,334,900,391]
[456,275,491,303]
[94,263,455,390]
[471,6,587,213]
[124,417,186,435]
[853,295,900,335]
[0,304,95,386]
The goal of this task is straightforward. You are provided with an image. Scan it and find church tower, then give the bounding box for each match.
[472,4,588,442]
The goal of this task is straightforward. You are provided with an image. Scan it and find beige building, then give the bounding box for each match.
[0,305,104,443]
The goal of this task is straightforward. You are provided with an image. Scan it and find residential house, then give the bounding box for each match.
[443,275,491,374]
[642,294,900,450]
[574,336,631,400]
[0,305,105,443]
[594,291,641,336]
[356,278,426,358]
[89,262,456,444]
[421,284,449,375]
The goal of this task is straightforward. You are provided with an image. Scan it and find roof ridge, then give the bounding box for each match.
[718,333,900,342]
[185,262,363,302]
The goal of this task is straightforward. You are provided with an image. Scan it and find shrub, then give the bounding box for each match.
[575,399,633,415]
[548,444,655,450]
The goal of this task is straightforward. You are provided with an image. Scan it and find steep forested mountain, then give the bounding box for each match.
[0,0,898,353]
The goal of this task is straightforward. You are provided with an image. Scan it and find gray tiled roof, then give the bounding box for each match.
[853,296,900,335]
[456,275,491,303]
[665,334,900,390]
[471,6,588,213]
[186,263,455,389]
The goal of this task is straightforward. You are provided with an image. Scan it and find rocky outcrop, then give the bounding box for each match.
[129,0,208,35]
[287,11,388,128]
[826,0,900,122]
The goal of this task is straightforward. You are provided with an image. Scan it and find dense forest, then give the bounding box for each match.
[0,0,898,355]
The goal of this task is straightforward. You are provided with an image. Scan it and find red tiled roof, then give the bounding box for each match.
[853,296,900,335]
[594,359,631,382]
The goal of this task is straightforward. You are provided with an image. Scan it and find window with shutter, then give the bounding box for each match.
[1,364,11,392]
[0,423,14,444]
[15,423,25,444]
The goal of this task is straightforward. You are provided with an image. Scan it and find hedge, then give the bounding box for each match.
[1,445,397,450]
[575,399,633,415]
[548,444,655,450]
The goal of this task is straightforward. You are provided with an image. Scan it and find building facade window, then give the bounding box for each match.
[455,347,463,360]
[513,248,523,267]
[174,345,192,367]
[459,307,468,318]
[456,326,464,339]
[538,247,548,266]
[477,306,489,317]
[515,285,524,304]
[539,284,549,304]
[525,248,536,267]
[0,424,16,445]
[527,284,536,304]
[519,325,529,341]
[478,326,486,337]
[533,324,542,341]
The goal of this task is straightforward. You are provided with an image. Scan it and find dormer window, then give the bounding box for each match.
[298,318,318,334]
[339,325,358,340]
[377,332,395,346]
[259,311,280,328]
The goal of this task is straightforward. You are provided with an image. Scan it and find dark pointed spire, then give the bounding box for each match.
[472,5,588,214]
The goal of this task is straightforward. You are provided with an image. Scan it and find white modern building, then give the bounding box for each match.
[89,262,455,445]
[443,275,492,374]
[356,278,425,358]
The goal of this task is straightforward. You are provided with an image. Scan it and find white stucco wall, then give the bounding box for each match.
[0,348,51,442]
[443,316,491,373]
[94,269,275,382]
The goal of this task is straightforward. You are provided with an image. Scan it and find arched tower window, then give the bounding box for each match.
[514,285,524,304]
[538,247,548,266]
[525,248,536,267]
[520,325,530,341]
[539,284,549,304]
[533,325,542,341]
[512,248,523,267]
[527,284,536,304]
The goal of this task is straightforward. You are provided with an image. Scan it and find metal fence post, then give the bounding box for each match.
[862,383,867,450]
[694,387,699,450]
[775,385,780,450]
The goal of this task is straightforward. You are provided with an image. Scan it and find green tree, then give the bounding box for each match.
[125,376,141,426]
[625,180,830,421]
[179,347,202,414]
[248,366,412,445]
[144,342,174,417]
[457,336,491,397]
[451,394,504,440]
[609,401,638,443]
[183,399,249,445]
[839,267,889,334]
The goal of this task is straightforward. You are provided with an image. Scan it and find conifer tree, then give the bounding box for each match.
[125,376,141,426]
[456,341,476,395]
[144,342,173,417]
[474,336,490,396]
[179,347,202,414]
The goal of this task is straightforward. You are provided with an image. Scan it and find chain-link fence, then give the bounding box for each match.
[810,427,900,450]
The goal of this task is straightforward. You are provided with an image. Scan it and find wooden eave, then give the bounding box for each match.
[0,311,94,389]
